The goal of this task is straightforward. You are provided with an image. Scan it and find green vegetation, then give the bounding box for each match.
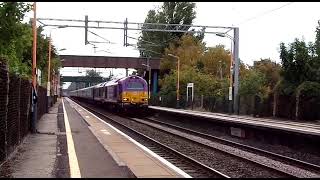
[141,2,319,119]
[1,2,319,119]
[137,2,204,59]
[159,35,229,101]
[0,2,61,84]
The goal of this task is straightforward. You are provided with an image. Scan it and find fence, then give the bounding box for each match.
[151,94,230,113]
[0,60,49,163]
[151,90,319,120]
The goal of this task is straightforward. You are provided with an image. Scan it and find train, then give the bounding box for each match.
[69,75,149,111]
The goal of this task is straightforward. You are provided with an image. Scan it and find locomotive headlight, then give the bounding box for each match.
[123,98,128,101]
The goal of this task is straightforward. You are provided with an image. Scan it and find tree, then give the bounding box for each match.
[201,45,231,79]
[158,34,231,108]
[0,2,61,81]
[240,69,268,98]
[253,58,281,90]
[0,2,32,76]
[276,22,320,120]
[279,38,312,86]
[159,67,227,107]
[85,69,103,86]
[0,2,32,53]
[161,34,205,77]
[85,69,102,77]
[137,2,201,58]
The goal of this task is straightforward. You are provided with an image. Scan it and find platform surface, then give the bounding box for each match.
[62,98,136,178]
[149,106,320,137]
[64,98,186,178]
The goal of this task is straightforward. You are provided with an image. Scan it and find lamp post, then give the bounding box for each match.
[142,57,151,101]
[216,33,234,114]
[168,54,180,109]
[216,28,239,114]
[46,26,66,111]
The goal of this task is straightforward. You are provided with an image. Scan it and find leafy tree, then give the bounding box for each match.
[279,31,320,97]
[0,2,61,81]
[276,21,320,120]
[253,58,281,90]
[159,34,234,106]
[159,67,228,107]
[202,45,231,79]
[0,2,32,76]
[0,2,32,53]
[137,2,202,58]
[85,69,102,77]
[161,34,205,77]
[239,69,268,99]
[279,38,312,86]
[309,21,320,82]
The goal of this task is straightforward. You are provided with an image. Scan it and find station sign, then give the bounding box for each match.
[187,83,194,102]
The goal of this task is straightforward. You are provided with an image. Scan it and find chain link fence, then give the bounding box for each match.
[151,89,320,121]
[150,94,231,114]
[151,92,273,117]
[0,60,50,163]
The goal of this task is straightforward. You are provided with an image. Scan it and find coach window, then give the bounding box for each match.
[114,86,117,98]
[100,88,103,97]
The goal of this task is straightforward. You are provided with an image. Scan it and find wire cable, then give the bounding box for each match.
[87,30,116,44]
[237,2,294,26]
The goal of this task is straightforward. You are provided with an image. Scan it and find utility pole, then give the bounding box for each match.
[141,57,151,100]
[233,27,240,115]
[124,17,128,46]
[85,15,88,45]
[147,57,151,100]
[31,2,37,133]
[47,35,51,111]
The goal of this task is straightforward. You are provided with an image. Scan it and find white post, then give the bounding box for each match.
[201,95,203,108]
[186,86,189,102]
[233,27,239,114]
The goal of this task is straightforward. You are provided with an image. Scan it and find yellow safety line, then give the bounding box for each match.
[67,97,191,178]
[62,98,81,178]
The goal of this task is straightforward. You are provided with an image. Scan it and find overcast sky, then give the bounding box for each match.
[24,2,320,88]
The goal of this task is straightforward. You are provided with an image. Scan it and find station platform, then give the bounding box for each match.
[149,106,320,137]
[0,98,188,178]
[63,98,186,178]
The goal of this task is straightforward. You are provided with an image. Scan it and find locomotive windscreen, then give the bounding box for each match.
[127,82,144,90]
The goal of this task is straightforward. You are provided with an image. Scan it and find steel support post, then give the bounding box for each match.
[233,27,239,115]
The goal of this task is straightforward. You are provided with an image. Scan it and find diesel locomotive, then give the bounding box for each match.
[69,75,149,110]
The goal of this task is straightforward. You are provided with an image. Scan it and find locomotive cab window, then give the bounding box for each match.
[127,82,144,90]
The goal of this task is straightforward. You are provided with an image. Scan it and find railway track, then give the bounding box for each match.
[70,99,320,177]
[71,99,229,178]
[122,117,305,178]
[137,117,320,175]
[70,99,294,177]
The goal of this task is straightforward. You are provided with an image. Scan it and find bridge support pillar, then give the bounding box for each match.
[152,70,158,96]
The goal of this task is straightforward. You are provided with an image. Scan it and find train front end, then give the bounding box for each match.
[119,76,148,108]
